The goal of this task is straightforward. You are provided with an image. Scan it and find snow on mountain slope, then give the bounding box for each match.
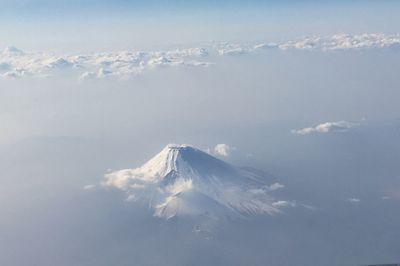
[103,144,289,219]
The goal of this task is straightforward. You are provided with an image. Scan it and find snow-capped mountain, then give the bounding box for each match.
[102,144,288,219]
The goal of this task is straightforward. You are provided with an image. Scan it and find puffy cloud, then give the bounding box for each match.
[1,33,399,80]
[0,46,213,80]
[213,143,236,157]
[217,33,400,56]
[217,46,250,56]
[279,33,400,51]
[1,68,29,78]
[292,120,359,135]
[44,57,73,70]
[325,33,400,50]
[216,42,278,56]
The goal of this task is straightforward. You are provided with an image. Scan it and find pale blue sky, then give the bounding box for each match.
[0,0,399,51]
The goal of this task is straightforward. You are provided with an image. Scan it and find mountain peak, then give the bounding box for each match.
[139,144,236,183]
[138,144,200,180]
[2,46,24,56]
[165,143,193,149]
[103,144,286,219]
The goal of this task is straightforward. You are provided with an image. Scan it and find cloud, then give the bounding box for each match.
[2,33,399,80]
[217,33,400,56]
[347,198,361,203]
[213,143,236,157]
[0,46,213,81]
[83,184,96,190]
[266,183,285,191]
[272,200,296,208]
[278,33,400,51]
[0,62,11,71]
[216,41,278,56]
[292,120,359,135]
[217,44,250,56]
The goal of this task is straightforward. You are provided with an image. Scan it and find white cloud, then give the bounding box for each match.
[292,120,359,135]
[2,33,399,80]
[83,184,96,190]
[279,33,400,51]
[272,200,296,208]
[0,46,213,81]
[217,33,400,56]
[347,198,361,203]
[44,57,73,70]
[213,143,236,157]
[266,183,285,191]
[126,194,137,202]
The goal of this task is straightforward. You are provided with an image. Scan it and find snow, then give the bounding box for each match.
[103,144,288,219]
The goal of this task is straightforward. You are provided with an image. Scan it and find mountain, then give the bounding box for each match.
[103,144,286,219]
[2,46,24,56]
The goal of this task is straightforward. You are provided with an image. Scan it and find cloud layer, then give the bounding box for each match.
[216,33,400,55]
[1,33,399,80]
[0,46,212,80]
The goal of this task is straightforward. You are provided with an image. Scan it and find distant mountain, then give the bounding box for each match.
[2,46,24,56]
[103,144,287,219]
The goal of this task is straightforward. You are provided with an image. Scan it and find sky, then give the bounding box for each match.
[1,1,400,266]
[1,0,400,51]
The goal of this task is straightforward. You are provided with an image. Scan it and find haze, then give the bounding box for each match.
[1,1,400,265]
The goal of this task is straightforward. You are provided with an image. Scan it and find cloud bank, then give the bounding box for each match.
[0,46,213,80]
[217,33,400,55]
[1,33,399,80]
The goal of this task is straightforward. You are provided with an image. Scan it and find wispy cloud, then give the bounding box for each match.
[292,120,359,135]
[272,200,296,208]
[83,184,96,190]
[266,183,285,191]
[347,198,361,203]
